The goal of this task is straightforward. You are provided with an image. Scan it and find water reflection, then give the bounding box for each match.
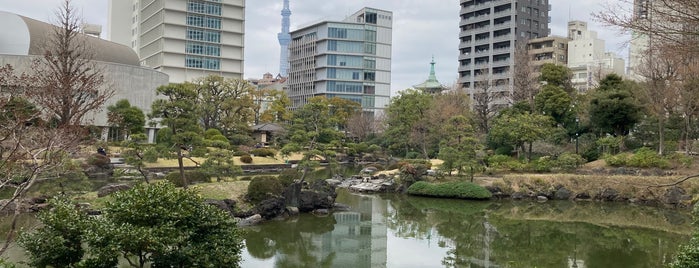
[242,190,692,268]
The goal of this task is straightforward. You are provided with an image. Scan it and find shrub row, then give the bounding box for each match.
[604,147,671,168]
[250,148,276,157]
[407,181,492,200]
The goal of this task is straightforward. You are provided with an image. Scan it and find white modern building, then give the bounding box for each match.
[458,0,551,106]
[286,7,392,115]
[0,11,168,142]
[108,0,245,83]
[566,21,625,92]
[628,0,651,80]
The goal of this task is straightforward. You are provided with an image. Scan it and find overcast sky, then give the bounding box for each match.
[0,0,630,95]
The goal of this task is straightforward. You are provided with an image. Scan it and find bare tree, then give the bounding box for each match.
[596,0,699,53]
[471,72,505,134]
[0,65,85,255]
[511,43,539,106]
[634,43,684,154]
[0,0,111,254]
[346,111,377,142]
[27,0,114,127]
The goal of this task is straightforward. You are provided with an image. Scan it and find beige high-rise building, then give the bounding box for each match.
[108,0,245,83]
[527,35,568,68]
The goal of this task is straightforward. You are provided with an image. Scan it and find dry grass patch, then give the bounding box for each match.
[192,181,250,201]
[495,173,699,202]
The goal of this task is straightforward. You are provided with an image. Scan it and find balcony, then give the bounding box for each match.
[492,59,511,68]
[460,14,492,25]
[492,34,511,43]
[492,21,513,31]
[458,53,473,61]
[473,38,490,46]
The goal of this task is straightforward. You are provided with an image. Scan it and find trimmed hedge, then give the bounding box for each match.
[240,154,253,164]
[407,181,492,200]
[250,148,276,157]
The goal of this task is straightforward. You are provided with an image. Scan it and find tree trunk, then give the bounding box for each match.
[178,148,188,188]
[658,116,665,155]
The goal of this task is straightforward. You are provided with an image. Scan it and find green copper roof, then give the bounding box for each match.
[413,57,445,92]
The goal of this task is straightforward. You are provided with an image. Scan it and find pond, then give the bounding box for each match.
[241,189,693,268]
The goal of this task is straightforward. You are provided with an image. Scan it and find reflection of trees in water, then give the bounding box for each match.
[385,197,690,268]
[244,215,337,267]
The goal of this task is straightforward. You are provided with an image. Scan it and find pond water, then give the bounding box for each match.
[241,190,693,268]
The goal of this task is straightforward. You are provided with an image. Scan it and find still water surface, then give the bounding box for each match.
[242,190,692,268]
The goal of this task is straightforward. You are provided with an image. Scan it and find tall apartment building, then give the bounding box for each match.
[108,0,245,83]
[287,7,392,114]
[567,21,625,92]
[458,0,550,105]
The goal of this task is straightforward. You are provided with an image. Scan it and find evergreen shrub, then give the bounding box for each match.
[164,170,211,187]
[247,176,283,203]
[250,148,276,157]
[627,147,669,168]
[407,181,492,200]
[240,155,253,164]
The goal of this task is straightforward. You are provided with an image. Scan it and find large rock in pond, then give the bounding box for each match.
[237,214,263,227]
[97,184,132,197]
[253,197,286,220]
[297,180,337,213]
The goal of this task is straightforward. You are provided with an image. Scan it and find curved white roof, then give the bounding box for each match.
[0,11,140,66]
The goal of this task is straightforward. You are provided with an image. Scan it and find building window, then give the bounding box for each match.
[186,42,221,56]
[364,43,376,55]
[187,28,221,43]
[365,12,377,24]
[363,58,376,69]
[186,14,221,29]
[185,56,220,70]
[364,72,375,81]
[187,1,222,16]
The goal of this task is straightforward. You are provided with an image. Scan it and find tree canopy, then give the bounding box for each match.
[19,182,243,267]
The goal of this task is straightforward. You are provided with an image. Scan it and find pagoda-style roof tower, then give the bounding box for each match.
[413,57,446,94]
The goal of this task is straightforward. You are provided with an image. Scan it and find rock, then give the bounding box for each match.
[97,183,131,197]
[575,192,591,200]
[286,206,299,217]
[333,203,351,211]
[205,199,235,216]
[350,182,383,192]
[237,214,263,227]
[29,196,48,204]
[253,197,286,220]
[537,196,548,202]
[511,192,525,200]
[554,187,572,200]
[598,188,618,201]
[313,209,330,215]
[326,179,342,187]
[663,186,691,206]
